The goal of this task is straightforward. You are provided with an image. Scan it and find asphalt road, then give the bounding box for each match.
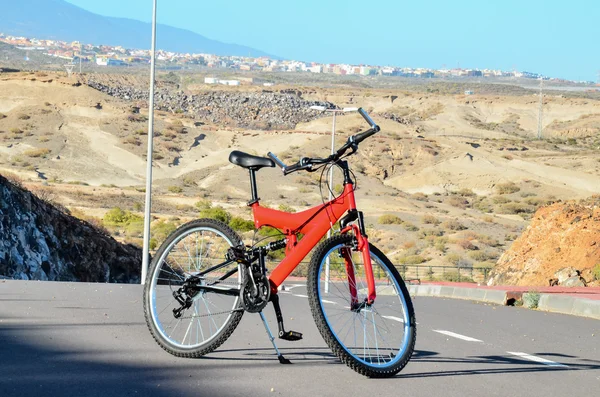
[1,280,599,396]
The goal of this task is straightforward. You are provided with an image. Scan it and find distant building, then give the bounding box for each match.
[464,90,474,95]
[204,77,219,84]
[96,57,127,66]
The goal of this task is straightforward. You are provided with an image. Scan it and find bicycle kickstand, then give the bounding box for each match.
[258,311,292,364]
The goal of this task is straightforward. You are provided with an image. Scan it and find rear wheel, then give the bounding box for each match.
[143,219,244,357]
[307,234,416,377]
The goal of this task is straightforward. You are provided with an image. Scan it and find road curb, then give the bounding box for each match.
[408,285,508,305]
[538,294,600,320]
[408,285,600,321]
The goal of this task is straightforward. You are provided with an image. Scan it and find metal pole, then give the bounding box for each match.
[324,112,337,294]
[141,0,158,285]
[537,77,543,139]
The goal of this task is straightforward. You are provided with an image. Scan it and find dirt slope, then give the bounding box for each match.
[488,198,600,286]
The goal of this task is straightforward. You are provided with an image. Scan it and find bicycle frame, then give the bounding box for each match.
[252,182,377,304]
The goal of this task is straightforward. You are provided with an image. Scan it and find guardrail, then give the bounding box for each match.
[396,264,492,284]
[266,261,491,284]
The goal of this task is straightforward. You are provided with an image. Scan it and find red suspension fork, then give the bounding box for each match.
[339,247,358,306]
[341,224,377,305]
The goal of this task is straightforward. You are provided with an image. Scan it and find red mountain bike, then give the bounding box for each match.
[143,109,416,377]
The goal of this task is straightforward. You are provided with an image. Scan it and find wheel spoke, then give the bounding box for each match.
[310,236,415,376]
[145,221,244,355]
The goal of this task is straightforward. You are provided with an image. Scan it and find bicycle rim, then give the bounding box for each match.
[316,241,412,369]
[148,225,241,350]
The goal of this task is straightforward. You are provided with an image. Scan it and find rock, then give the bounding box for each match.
[561,276,586,288]
[487,199,600,287]
[0,174,141,283]
[554,267,580,284]
[85,78,336,130]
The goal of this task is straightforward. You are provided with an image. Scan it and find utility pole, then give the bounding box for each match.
[537,77,543,140]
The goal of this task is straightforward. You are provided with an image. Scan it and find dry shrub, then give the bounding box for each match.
[379,214,403,225]
[3,172,23,187]
[495,182,520,195]
[162,142,181,152]
[456,188,476,197]
[412,192,428,201]
[447,196,469,209]
[402,241,416,250]
[123,136,141,146]
[492,195,511,204]
[24,148,51,158]
[442,219,466,231]
[422,214,440,225]
[457,239,477,250]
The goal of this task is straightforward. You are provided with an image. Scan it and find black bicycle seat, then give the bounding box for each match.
[229,151,275,170]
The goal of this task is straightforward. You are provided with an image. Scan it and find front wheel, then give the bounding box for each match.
[307,234,416,378]
[143,219,244,358]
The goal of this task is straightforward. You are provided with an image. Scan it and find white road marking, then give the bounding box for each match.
[507,352,568,368]
[293,294,309,298]
[284,284,306,291]
[433,330,483,342]
[321,299,337,305]
[382,315,405,323]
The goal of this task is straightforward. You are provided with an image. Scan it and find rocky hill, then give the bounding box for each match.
[84,77,334,130]
[488,197,600,287]
[0,174,142,282]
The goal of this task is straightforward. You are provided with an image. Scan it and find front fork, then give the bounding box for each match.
[340,216,376,306]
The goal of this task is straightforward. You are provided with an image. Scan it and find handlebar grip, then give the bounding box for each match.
[358,108,378,129]
[283,162,304,176]
[353,127,379,145]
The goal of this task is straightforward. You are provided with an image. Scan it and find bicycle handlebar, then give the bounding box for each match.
[270,108,380,176]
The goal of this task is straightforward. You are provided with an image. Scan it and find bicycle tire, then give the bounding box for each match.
[144,218,244,357]
[307,234,416,377]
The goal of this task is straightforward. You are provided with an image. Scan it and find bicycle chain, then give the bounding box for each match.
[175,308,243,321]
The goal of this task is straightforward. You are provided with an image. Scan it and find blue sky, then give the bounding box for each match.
[64,0,599,81]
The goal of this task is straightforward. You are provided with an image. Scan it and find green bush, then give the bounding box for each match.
[593,264,600,281]
[398,255,427,265]
[168,186,183,193]
[523,291,541,309]
[150,220,179,248]
[378,214,403,225]
[195,199,212,210]
[230,217,255,232]
[104,207,143,226]
[199,207,231,224]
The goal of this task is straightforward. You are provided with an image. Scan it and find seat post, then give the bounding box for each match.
[248,168,259,205]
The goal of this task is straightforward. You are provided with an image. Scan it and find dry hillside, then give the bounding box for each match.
[1,69,599,282]
[488,197,600,287]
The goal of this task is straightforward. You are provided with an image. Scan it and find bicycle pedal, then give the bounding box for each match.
[279,330,303,341]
